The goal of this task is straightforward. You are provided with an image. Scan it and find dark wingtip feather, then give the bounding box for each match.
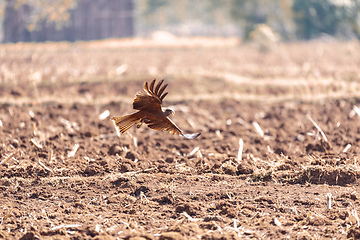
[158,84,168,98]
[160,92,168,101]
[144,81,149,93]
[155,79,164,94]
[149,79,156,92]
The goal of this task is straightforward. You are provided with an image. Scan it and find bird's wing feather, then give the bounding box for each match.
[147,117,183,136]
[133,92,161,112]
[147,117,201,139]
[133,79,168,111]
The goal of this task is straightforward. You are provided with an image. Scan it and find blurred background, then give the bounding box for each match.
[1,0,359,43]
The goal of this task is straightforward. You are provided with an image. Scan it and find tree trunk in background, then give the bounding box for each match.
[2,0,134,43]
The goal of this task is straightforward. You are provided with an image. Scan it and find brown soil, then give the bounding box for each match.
[1,39,360,239]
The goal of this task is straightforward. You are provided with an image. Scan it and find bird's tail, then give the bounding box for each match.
[111,112,142,135]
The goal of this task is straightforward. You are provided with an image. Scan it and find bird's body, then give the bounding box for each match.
[111,79,200,139]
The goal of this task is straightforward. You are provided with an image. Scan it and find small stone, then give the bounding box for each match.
[295,134,305,142]
[108,144,124,156]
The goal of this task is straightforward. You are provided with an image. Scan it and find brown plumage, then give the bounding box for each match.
[111,79,201,139]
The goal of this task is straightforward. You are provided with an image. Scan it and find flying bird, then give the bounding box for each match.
[111,79,201,139]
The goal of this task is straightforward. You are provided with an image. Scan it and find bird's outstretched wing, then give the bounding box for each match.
[133,79,168,112]
[147,117,201,139]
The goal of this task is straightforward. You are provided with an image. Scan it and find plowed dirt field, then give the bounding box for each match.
[1,39,360,239]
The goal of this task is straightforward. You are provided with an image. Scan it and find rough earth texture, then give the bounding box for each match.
[1,39,360,239]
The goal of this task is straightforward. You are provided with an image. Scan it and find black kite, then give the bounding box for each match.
[111,79,201,139]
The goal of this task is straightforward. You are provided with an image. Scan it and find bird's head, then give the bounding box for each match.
[164,108,175,116]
